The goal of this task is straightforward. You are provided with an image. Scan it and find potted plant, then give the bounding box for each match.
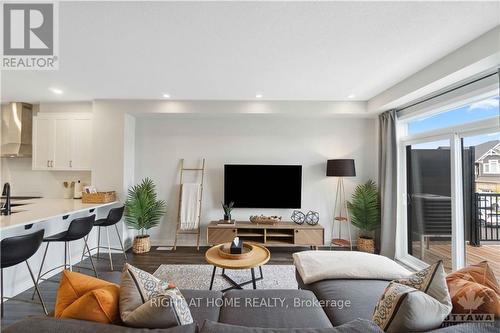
[221,201,234,222]
[347,180,380,253]
[125,178,166,253]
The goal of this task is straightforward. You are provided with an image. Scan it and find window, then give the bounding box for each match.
[484,160,499,174]
[407,96,499,135]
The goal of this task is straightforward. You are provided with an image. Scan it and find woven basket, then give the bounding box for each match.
[81,191,116,204]
[357,236,375,253]
[132,235,151,253]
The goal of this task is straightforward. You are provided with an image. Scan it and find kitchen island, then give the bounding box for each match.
[0,198,121,299]
[0,198,118,231]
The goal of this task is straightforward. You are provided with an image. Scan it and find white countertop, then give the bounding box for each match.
[0,199,118,231]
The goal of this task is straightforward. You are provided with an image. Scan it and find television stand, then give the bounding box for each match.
[207,221,324,248]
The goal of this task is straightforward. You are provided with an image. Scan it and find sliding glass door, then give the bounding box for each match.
[462,132,500,280]
[406,140,452,271]
[397,94,499,276]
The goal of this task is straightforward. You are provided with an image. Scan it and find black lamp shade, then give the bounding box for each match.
[326,159,356,177]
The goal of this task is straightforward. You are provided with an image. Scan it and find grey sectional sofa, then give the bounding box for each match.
[296,273,499,333]
[3,279,499,332]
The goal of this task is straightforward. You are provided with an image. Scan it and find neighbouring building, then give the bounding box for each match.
[475,140,500,192]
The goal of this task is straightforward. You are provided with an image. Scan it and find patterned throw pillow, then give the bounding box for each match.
[119,263,193,328]
[372,261,452,333]
[446,261,500,316]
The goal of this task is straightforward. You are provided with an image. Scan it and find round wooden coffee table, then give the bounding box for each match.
[205,243,270,292]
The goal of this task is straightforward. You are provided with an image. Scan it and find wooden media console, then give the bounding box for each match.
[207,221,324,248]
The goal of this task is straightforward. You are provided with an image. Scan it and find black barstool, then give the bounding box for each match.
[82,206,127,271]
[33,215,98,297]
[1,229,48,317]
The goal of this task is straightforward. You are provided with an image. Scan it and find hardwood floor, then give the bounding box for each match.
[411,241,500,282]
[0,246,301,328]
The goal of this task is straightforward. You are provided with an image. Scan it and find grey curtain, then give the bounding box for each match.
[378,110,398,258]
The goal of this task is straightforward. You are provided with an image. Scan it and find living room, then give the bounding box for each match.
[0,1,499,333]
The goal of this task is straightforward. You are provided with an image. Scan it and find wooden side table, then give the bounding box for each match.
[205,243,270,292]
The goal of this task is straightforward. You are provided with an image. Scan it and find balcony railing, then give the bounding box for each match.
[473,193,500,244]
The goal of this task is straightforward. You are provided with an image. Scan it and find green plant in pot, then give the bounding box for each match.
[222,201,234,222]
[347,180,380,253]
[125,177,166,253]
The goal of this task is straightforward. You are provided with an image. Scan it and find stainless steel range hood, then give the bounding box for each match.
[1,102,33,158]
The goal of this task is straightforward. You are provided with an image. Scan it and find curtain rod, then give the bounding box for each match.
[397,70,499,112]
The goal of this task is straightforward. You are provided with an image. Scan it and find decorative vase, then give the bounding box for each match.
[133,235,151,253]
[357,236,375,253]
[224,214,231,222]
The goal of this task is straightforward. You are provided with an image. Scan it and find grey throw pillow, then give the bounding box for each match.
[119,263,193,328]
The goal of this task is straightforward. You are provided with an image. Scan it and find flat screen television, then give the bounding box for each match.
[224,164,302,208]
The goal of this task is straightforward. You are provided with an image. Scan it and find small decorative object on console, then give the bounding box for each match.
[305,211,319,225]
[230,237,243,254]
[250,215,282,224]
[291,210,306,225]
[222,201,235,222]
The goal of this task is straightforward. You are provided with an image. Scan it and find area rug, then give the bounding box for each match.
[154,264,298,290]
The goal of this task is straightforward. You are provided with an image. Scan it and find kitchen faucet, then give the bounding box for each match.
[1,182,11,215]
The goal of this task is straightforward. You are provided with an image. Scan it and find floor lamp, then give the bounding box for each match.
[327,159,356,250]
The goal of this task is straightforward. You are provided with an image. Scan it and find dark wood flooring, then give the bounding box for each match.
[0,246,301,328]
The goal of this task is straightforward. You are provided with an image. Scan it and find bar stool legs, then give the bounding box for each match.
[82,224,128,271]
[84,239,98,278]
[105,227,113,271]
[32,243,49,300]
[97,227,101,259]
[2,263,48,317]
[32,238,98,300]
[25,261,48,315]
[115,224,128,261]
[1,268,3,318]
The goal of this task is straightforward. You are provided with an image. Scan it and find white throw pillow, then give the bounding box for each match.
[372,261,452,333]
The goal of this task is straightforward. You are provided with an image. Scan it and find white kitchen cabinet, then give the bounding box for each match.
[32,113,92,171]
[32,117,54,169]
[53,118,72,169]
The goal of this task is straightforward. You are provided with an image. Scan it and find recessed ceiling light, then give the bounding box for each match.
[347,93,356,99]
[255,93,263,99]
[50,87,63,95]
[163,93,171,98]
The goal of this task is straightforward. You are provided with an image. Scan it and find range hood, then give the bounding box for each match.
[1,102,33,158]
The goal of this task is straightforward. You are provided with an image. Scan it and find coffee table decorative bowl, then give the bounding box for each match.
[217,242,254,259]
[205,243,270,292]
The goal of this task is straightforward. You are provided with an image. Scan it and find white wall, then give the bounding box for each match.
[134,114,377,246]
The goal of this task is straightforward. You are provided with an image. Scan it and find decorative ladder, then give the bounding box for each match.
[174,158,205,250]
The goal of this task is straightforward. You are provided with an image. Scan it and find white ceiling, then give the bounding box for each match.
[1,1,499,103]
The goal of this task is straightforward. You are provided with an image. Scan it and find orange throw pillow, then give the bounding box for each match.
[446,261,500,316]
[55,270,121,324]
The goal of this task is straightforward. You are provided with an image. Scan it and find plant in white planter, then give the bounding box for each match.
[347,180,380,253]
[125,178,166,253]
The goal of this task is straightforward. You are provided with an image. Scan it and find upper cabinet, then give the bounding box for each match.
[33,113,92,171]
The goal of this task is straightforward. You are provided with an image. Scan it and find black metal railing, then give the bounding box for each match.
[474,193,500,243]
